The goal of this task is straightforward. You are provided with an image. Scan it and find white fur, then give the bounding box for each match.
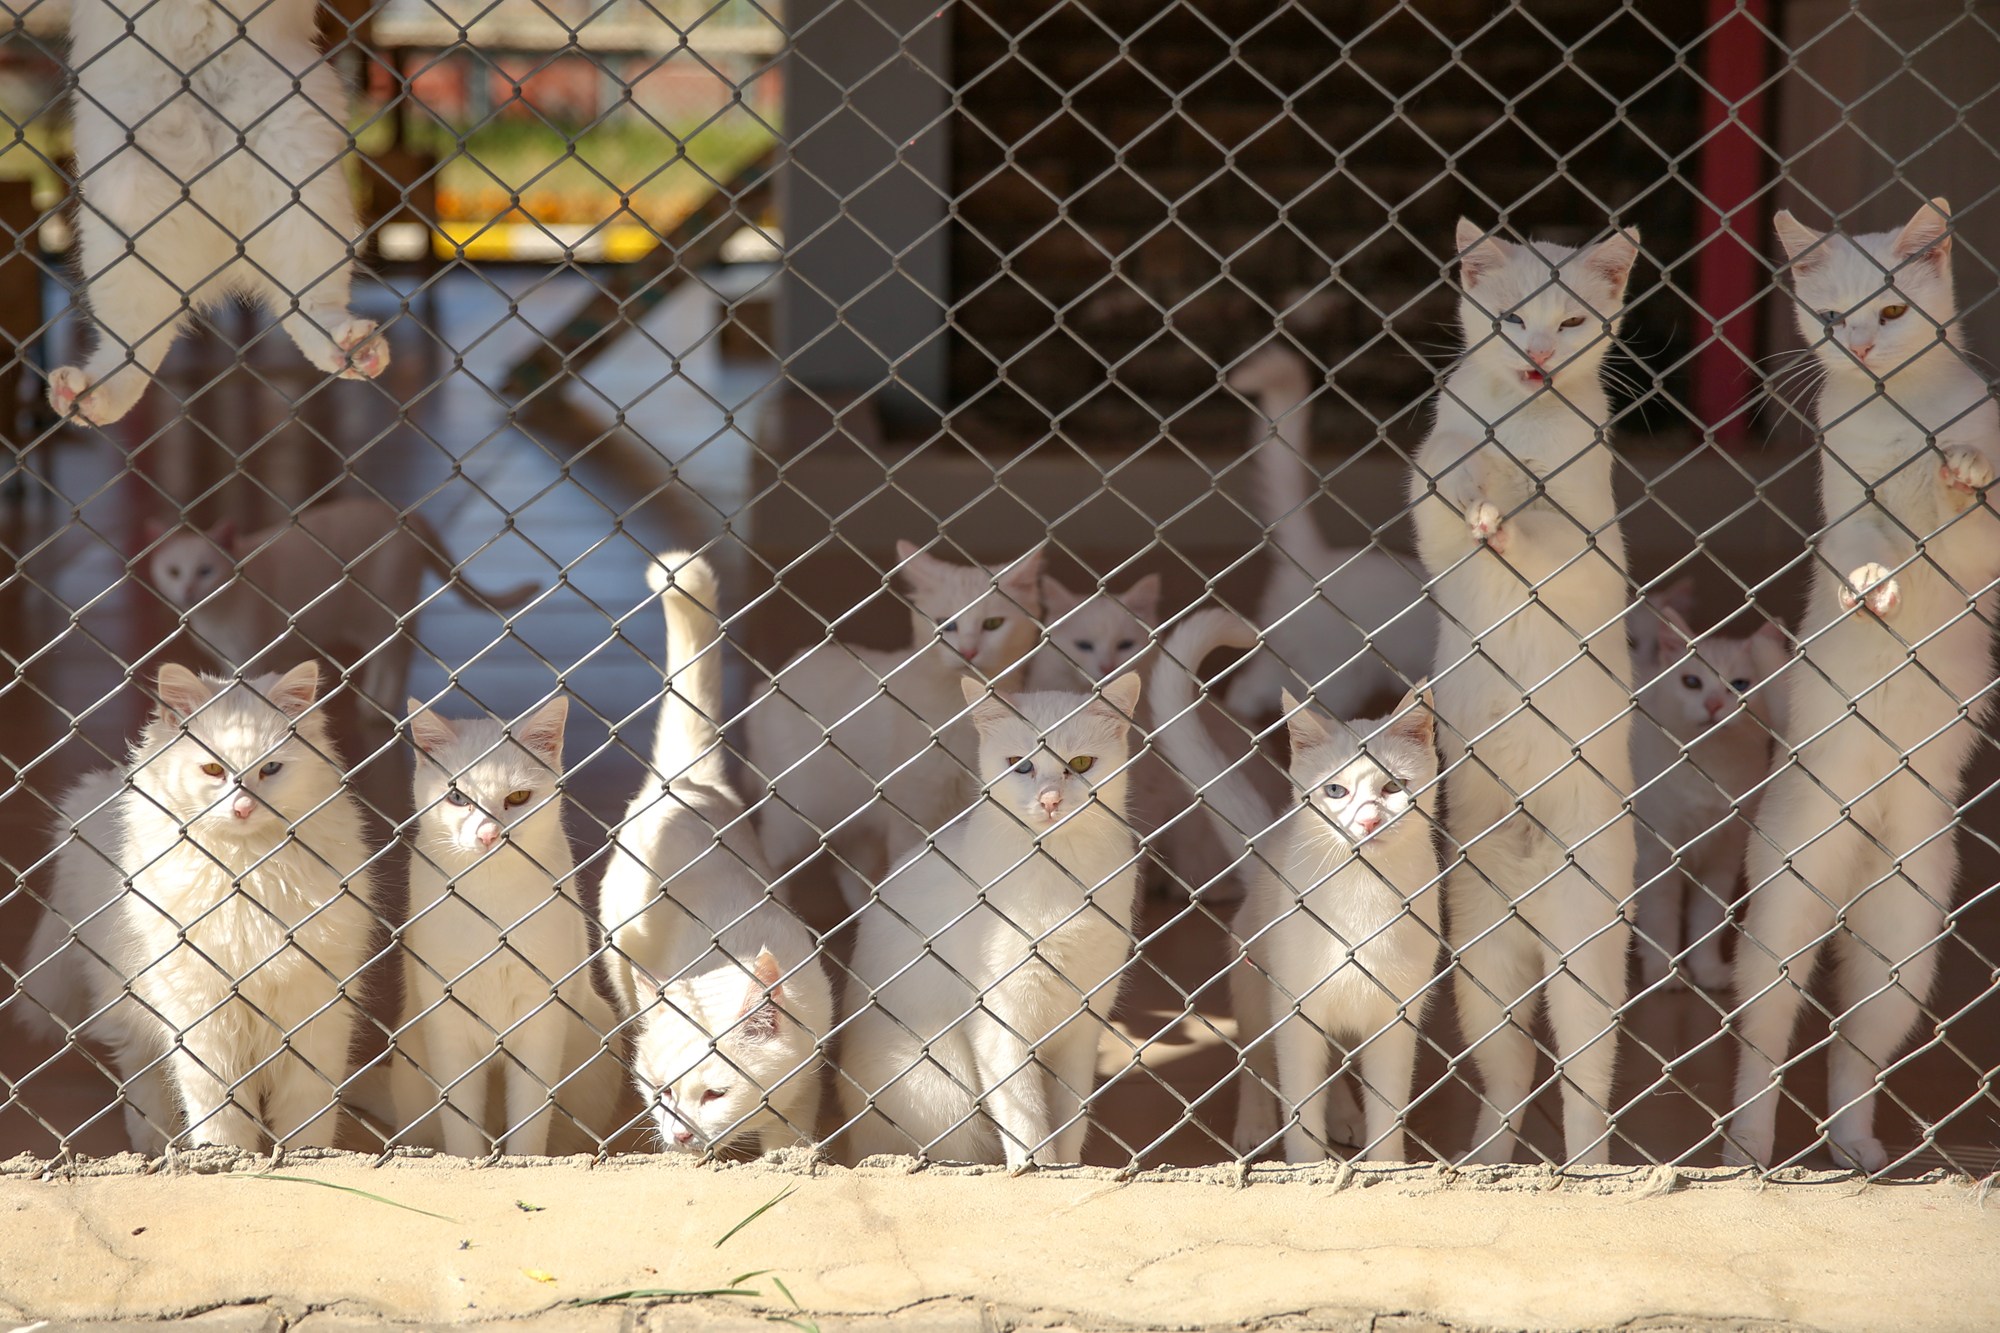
[1727,198,2000,1172]
[141,498,536,721]
[52,0,386,425]
[747,543,1044,913]
[836,675,1143,1167]
[1630,602,1788,993]
[33,663,380,1148]
[1225,344,1436,721]
[390,698,628,1156]
[1408,218,1641,1167]
[598,551,835,1156]
[1153,611,1441,1162]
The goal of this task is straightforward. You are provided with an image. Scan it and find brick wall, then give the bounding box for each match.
[949,0,1709,448]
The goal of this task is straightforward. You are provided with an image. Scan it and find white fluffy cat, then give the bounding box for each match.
[597,550,835,1155]
[1409,218,1641,1167]
[1727,198,2000,1172]
[391,697,628,1156]
[747,542,1044,913]
[1225,343,1436,722]
[836,673,1143,1168]
[31,663,378,1148]
[1153,611,1441,1162]
[1630,602,1788,993]
[141,498,537,722]
[53,0,387,425]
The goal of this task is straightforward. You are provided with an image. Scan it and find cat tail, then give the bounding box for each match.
[647,550,729,791]
[1230,342,1324,564]
[1150,609,1276,863]
[405,511,540,612]
[12,769,128,1047]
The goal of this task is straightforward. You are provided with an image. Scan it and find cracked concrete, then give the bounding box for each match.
[1,1151,1993,1331]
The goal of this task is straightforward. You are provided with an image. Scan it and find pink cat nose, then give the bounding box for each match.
[1038,789,1062,816]
[673,1129,694,1145]
[230,794,257,820]
[1705,696,1727,719]
[1850,340,1874,360]
[1356,809,1383,835]
[475,822,500,848]
[1529,346,1554,366]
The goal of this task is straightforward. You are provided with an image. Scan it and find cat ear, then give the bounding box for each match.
[1654,575,1697,621]
[1455,218,1506,288]
[1749,619,1792,674]
[1387,680,1435,751]
[155,663,213,724]
[737,949,786,1038]
[1097,671,1142,721]
[406,699,457,754]
[265,661,321,718]
[515,696,569,767]
[999,545,1046,605]
[1121,573,1163,622]
[1655,606,1694,662]
[1281,689,1330,752]
[1893,197,1952,266]
[1773,210,1825,268]
[140,517,168,546]
[894,541,955,593]
[207,519,238,553]
[1039,576,1079,616]
[961,677,1015,732]
[1582,227,1640,296]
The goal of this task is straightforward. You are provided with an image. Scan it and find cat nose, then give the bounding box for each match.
[1038,788,1062,815]
[230,793,257,820]
[1850,339,1874,360]
[1355,807,1383,835]
[475,822,500,847]
[673,1129,694,1145]
[1528,344,1554,366]
[1705,696,1726,718]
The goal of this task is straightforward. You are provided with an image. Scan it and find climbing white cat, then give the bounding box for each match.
[1409,217,1641,1167]
[1727,197,2000,1171]
[54,0,387,424]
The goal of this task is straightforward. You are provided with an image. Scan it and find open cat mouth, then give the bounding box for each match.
[1520,368,1546,385]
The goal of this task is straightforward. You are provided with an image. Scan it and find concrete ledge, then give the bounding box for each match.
[2,1151,1994,1331]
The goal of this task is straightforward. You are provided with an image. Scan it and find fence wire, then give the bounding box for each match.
[1,0,1997,1178]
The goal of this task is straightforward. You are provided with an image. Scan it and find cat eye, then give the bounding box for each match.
[1818,309,1845,327]
[1324,783,1349,800]
[1007,756,1031,774]
[1680,674,1702,691]
[982,616,1005,631]
[445,790,471,807]
[1560,315,1586,329]
[941,620,958,633]
[504,790,533,808]
[1116,639,1136,651]
[1075,640,1095,652]
[1881,304,1908,321]
[258,762,283,778]
[1729,678,1752,692]
[700,1088,725,1103]
[200,762,225,778]
[1381,781,1404,795]
[1068,756,1095,774]
[1501,312,1525,327]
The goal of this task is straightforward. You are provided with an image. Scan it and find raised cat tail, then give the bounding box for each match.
[1150,609,1275,861]
[1229,343,1324,564]
[405,511,540,611]
[647,550,729,792]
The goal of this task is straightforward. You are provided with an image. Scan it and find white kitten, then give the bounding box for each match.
[598,551,835,1156]
[1153,611,1441,1162]
[1727,198,2000,1172]
[141,497,536,723]
[836,674,1143,1168]
[67,662,378,1149]
[391,697,628,1156]
[1408,217,1641,1167]
[1630,602,1788,993]
[52,0,387,425]
[1224,343,1436,721]
[747,543,1044,913]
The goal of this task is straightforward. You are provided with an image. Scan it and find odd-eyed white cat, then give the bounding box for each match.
[141,497,537,723]
[747,542,1044,913]
[837,673,1143,1168]
[1630,601,1788,993]
[1727,198,2000,1172]
[1225,344,1436,723]
[53,0,386,425]
[1153,611,1442,1162]
[1409,218,1641,1167]
[596,550,834,1155]
[391,697,629,1156]
[21,663,377,1148]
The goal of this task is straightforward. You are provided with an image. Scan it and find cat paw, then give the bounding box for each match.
[332,319,390,380]
[1467,500,1508,554]
[1939,446,1992,500]
[1687,954,1734,995]
[1839,564,1901,618]
[1720,1125,1772,1169]
[47,365,141,426]
[1828,1133,1889,1174]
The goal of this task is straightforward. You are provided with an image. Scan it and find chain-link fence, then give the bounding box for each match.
[2,0,1997,1179]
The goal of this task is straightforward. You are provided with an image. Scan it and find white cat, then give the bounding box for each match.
[1224,343,1436,722]
[1408,218,1641,1167]
[15,768,178,1153]
[747,542,1044,913]
[836,673,1143,1168]
[391,697,628,1156]
[53,0,387,425]
[598,550,835,1156]
[1153,610,1441,1162]
[47,663,378,1148]
[1630,602,1788,993]
[1727,198,2000,1172]
[141,498,537,721]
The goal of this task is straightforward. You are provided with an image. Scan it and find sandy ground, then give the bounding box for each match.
[1,1151,1994,1332]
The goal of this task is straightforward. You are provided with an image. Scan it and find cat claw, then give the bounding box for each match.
[1839,564,1901,618]
[1939,446,1992,498]
[332,320,390,380]
[1467,500,1508,553]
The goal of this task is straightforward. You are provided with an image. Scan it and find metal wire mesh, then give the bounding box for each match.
[2,0,1997,1178]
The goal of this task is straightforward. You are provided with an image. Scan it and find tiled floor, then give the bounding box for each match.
[3,266,1996,1173]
